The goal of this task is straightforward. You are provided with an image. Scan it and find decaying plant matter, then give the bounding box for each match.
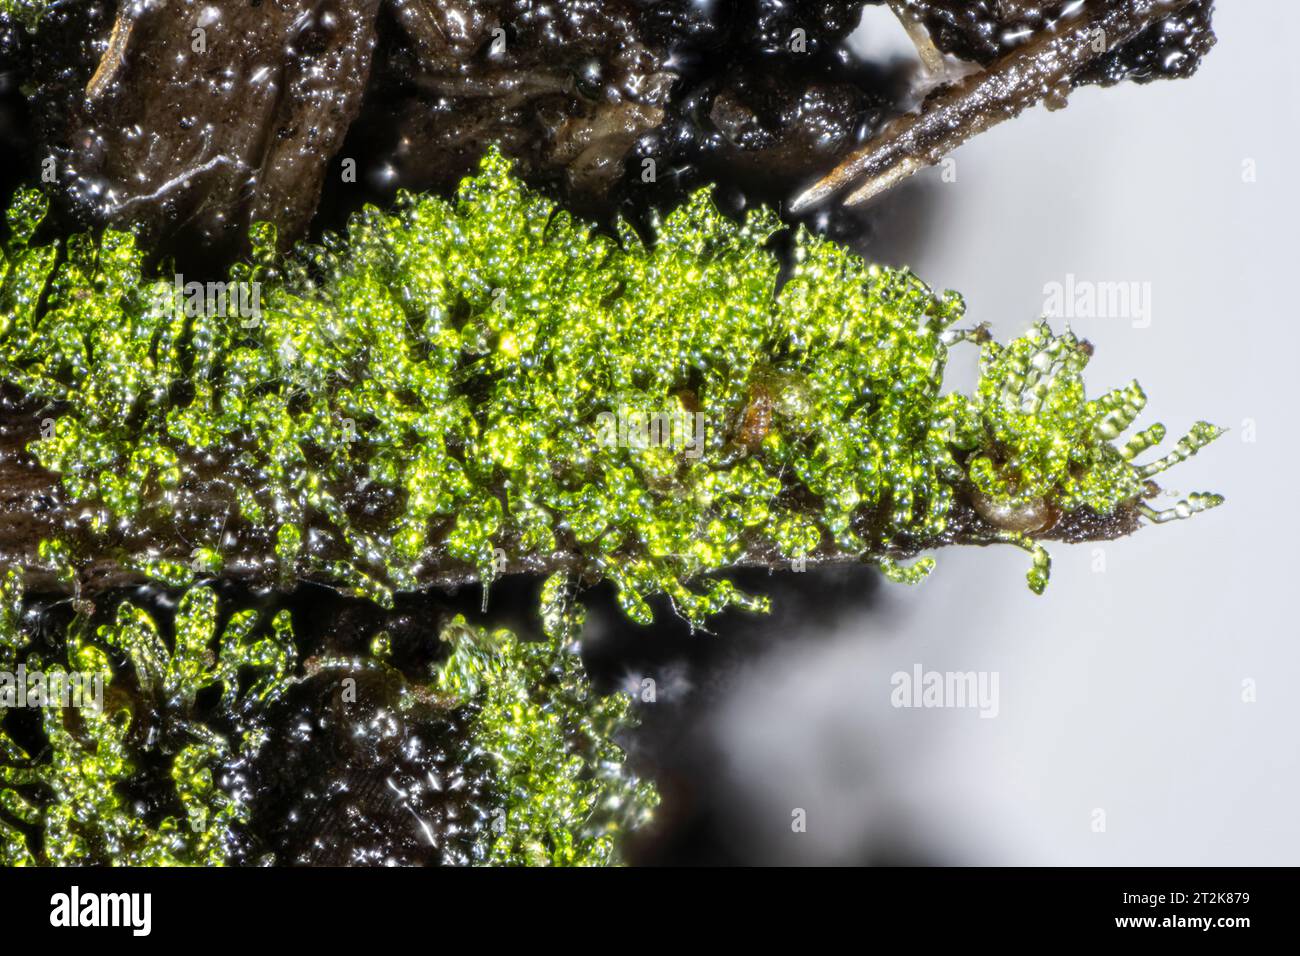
[0,1,1216,262]
[793,0,1217,209]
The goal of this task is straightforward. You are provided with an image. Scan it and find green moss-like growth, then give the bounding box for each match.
[0,570,654,866]
[438,614,657,866]
[0,149,1221,624]
[0,570,293,865]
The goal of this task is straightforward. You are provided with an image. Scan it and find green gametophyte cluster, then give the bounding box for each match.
[0,569,654,866]
[0,147,1222,630]
[0,569,291,865]
[436,610,657,866]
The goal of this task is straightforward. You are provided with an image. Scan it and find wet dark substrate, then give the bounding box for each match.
[2,0,901,274]
[0,2,1216,276]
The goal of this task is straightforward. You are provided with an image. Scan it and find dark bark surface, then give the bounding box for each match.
[1,1,1216,272]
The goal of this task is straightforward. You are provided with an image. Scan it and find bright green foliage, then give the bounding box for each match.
[1,569,655,866]
[959,322,1221,515]
[437,614,657,866]
[950,321,1224,591]
[102,587,296,715]
[0,571,295,865]
[0,149,1222,620]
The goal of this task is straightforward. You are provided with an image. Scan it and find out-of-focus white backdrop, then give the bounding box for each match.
[700,0,1299,865]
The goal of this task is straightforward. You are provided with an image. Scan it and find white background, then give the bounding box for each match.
[701,0,1300,865]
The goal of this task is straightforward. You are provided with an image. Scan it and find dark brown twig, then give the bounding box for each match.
[790,0,1200,211]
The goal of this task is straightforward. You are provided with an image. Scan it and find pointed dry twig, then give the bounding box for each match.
[790,0,1200,211]
[888,0,947,78]
[84,4,135,102]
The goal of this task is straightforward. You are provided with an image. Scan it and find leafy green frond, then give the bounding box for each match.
[437,614,657,866]
[0,150,1223,620]
[0,582,290,865]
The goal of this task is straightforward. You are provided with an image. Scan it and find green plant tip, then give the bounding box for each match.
[0,148,1223,628]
